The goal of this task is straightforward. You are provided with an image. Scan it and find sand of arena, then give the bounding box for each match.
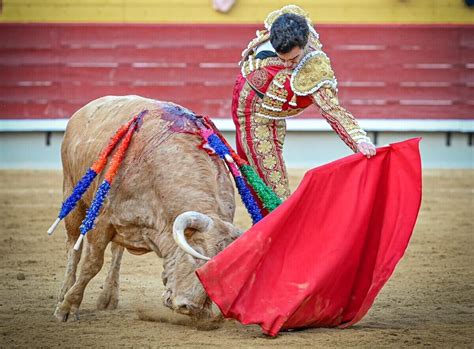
[0,169,473,347]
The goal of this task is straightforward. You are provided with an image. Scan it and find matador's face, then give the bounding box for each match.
[276,46,304,69]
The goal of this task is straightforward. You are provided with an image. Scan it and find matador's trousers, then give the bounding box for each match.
[231,74,291,200]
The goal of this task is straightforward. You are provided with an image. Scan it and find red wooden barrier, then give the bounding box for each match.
[0,24,472,120]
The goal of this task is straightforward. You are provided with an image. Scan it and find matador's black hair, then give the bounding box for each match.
[270,13,309,54]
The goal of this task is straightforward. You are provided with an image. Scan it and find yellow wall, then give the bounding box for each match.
[1,0,473,24]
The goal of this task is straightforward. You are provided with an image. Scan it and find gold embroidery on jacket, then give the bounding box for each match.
[260,71,289,114]
[247,68,269,90]
[255,107,305,120]
[312,87,370,152]
[291,51,337,96]
[242,55,282,77]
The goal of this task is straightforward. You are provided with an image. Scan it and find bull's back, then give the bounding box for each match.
[61,95,158,189]
[61,94,235,228]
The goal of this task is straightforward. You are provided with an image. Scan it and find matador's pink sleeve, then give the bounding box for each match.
[312,87,372,153]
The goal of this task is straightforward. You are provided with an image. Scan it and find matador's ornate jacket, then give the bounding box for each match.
[232,5,371,200]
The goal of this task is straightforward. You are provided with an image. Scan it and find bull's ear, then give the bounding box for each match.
[223,221,243,239]
[216,240,228,252]
[231,228,244,239]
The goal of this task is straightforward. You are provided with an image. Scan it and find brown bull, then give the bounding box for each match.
[54,95,241,322]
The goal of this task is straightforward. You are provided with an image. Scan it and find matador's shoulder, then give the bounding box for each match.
[290,51,337,96]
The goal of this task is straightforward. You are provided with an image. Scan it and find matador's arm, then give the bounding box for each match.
[312,87,372,153]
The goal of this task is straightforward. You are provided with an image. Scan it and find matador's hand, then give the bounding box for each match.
[357,141,376,158]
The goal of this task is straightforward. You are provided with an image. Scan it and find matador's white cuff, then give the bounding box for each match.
[354,135,373,144]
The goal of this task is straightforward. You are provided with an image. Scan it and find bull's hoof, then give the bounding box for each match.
[96,288,119,310]
[54,303,80,322]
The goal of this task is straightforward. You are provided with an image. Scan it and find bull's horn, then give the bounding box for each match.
[173,211,212,261]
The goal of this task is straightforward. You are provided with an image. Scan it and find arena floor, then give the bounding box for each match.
[0,169,473,347]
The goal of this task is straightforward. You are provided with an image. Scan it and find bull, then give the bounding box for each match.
[54,95,241,323]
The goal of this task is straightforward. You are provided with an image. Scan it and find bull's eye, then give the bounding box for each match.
[186,251,207,266]
[217,240,228,251]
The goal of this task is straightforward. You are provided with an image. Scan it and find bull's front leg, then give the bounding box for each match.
[54,226,113,322]
[57,236,83,304]
[96,242,124,310]
[57,199,86,303]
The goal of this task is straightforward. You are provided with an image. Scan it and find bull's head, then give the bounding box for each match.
[162,211,241,318]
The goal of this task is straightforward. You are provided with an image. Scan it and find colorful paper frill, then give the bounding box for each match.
[201,129,263,224]
[199,119,282,224]
[200,116,282,223]
[239,165,282,211]
[47,110,147,242]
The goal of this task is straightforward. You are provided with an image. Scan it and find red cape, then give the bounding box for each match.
[196,138,422,337]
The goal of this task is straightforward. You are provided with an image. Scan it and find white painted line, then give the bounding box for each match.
[1,118,473,133]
